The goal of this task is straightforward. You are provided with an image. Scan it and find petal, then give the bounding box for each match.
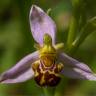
[59,53,96,80]
[59,53,92,73]
[1,68,33,84]
[29,5,56,45]
[61,67,96,80]
[0,51,39,83]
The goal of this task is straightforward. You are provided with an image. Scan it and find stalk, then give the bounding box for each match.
[43,87,55,96]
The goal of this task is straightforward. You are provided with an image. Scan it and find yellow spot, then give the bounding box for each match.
[32,61,39,71]
[48,70,60,77]
[54,43,64,51]
[40,45,56,57]
[57,63,64,72]
[40,75,45,85]
[35,70,39,77]
[41,56,55,67]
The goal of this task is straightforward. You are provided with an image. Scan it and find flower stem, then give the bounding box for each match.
[43,87,55,96]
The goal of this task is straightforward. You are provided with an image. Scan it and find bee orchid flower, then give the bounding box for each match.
[0,5,96,86]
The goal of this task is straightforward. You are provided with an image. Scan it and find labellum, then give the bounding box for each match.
[32,34,64,86]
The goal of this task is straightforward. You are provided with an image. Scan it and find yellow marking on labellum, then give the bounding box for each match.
[32,61,39,71]
[40,74,45,85]
[32,34,64,86]
[35,70,39,77]
[57,63,64,72]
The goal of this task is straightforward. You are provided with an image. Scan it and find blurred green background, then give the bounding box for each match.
[0,0,96,96]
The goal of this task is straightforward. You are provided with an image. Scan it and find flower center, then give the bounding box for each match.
[32,34,64,86]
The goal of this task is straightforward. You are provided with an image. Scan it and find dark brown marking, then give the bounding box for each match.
[33,60,62,87]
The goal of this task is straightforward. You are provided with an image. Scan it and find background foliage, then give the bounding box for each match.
[0,0,96,96]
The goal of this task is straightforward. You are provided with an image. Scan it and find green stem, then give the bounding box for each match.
[43,87,55,96]
[70,17,96,54]
[43,88,49,96]
[67,15,78,49]
[67,0,82,51]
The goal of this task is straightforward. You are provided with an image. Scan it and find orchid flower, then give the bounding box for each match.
[0,5,96,86]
